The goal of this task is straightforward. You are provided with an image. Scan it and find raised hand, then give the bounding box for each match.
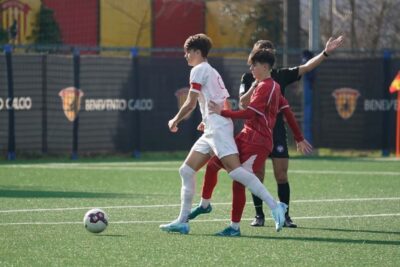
[325,35,344,54]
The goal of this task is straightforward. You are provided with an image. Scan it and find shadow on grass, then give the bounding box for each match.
[299,226,400,236]
[0,188,137,199]
[195,233,400,246]
[94,234,126,237]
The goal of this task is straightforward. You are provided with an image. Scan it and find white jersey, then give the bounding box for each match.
[189,61,238,158]
[189,62,230,125]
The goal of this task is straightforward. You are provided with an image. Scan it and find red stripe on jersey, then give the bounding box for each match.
[191,83,202,91]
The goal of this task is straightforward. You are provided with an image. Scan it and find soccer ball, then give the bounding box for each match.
[83,208,108,233]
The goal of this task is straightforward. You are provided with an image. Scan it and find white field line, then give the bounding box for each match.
[1,197,399,214]
[1,213,399,226]
[2,163,400,176]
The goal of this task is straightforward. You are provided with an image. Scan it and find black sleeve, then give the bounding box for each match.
[272,67,301,89]
[239,72,255,95]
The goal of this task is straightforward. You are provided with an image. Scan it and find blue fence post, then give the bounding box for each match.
[131,47,141,158]
[5,44,16,160]
[71,48,80,160]
[302,50,315,144]
[381,50,392,157]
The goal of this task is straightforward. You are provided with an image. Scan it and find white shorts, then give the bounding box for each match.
[191,115,238,159]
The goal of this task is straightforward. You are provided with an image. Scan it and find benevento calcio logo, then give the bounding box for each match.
[59,87,84,122]
[332,88,360,120]
[0,0,32,44]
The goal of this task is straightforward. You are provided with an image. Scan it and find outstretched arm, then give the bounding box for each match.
[298,35,344,76]
[280,95,313,155]
[208,100,257,120]
[281,107,313,155]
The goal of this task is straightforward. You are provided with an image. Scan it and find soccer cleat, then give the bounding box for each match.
[188,204,212,220]
[250,215,265,227]
[284,216,298,228]
[270,202,288,232]
[215,226,241,237]
[159,220,190,234]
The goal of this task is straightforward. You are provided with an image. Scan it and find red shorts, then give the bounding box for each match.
[210,135,271,173]
[235,136,270,174]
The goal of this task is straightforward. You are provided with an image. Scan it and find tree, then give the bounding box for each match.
[248,0,283,47]
[0,25,8,45]
[29,1,62,46]
[309,0,400,51]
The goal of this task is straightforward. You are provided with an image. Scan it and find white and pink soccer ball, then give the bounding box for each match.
[83,208,108,233]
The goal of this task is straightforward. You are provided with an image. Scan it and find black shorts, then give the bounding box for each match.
[270,115,289,158]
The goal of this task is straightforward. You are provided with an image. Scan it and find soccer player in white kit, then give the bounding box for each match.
[160,34,287,234]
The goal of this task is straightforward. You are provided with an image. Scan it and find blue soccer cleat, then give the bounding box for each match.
[159,220,190,234]
[188,204,212,220]
[215,226,241,237]
[270,202,288,232]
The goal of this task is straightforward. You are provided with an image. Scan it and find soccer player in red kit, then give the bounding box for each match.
[160,34,288,235]
[198,48,312,236]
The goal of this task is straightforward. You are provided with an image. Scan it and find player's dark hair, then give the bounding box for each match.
[248,48,275,68]
[254,40,275,49]
[184,33,212,57]
[253,40,276,54]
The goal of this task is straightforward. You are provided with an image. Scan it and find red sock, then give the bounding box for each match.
[231,180,246,223]
[202,156,223,199]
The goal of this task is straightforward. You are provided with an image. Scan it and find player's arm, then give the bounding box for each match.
[279,96,313,154]
[239,81,258,109]
[168,90,198,132]
[210,82,269,120]
[209,100,257,120]
[298,35,344,76]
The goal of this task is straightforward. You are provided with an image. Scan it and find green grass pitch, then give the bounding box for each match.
[1,157,399,266]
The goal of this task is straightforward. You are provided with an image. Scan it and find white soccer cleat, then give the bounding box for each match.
[159,220,190,234]
[270,202,288,232]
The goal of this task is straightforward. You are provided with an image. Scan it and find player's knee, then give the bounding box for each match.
[179,164,195,181]
[206,159,222,172]
[275,171,288,183]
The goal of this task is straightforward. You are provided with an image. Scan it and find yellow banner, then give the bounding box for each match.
[0,0,40,44]
[206,0,256,54]
[100,0,152,49]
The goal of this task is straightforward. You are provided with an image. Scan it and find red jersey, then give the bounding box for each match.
[221,77,288,150]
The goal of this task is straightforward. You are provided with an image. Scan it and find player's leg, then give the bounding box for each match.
[160,138,211,234]
[218,149,266,236]
[271,120,297,228]
[189,156,223,220]
[250,163,266,226]
[272,157,296,227]
[200,156,223,206]
[215,180,245,237]
[220,153,287,232]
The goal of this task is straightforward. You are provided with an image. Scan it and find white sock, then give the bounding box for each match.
[200,198,210,208]
[230,222,240,230]
[177,164,196,223]
[228,167,277,209]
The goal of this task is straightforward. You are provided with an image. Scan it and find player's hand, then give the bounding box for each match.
[168,119,179,133]
[297,139,313,155]
[208,101,222,115]
[325,35,344,54]
[197,122,205,132]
